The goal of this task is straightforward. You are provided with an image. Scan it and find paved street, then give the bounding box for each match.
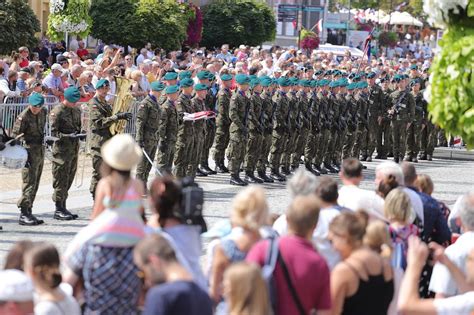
[1,157,473,265]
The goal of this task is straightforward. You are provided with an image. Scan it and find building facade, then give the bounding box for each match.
[28,0,50,35]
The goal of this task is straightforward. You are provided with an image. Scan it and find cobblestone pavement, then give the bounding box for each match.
[1,157,473,265]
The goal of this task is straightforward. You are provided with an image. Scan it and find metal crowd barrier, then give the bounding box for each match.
[3,95,60,105]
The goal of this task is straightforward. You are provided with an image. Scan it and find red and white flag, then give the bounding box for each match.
[311,19,323,34]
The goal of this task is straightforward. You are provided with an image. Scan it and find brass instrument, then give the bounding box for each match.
[109,76,134,135]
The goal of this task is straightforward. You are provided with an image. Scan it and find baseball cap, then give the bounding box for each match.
[0,270,34,302]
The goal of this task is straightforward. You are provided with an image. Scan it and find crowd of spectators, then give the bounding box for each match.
[1,130,473,315]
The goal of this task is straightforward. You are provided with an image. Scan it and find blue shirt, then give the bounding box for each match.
[143,281,213,315]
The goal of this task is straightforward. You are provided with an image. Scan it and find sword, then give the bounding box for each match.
[142,148,162,176]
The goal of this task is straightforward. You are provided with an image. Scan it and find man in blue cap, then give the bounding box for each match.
[269,77,291,182]
[49,86,83,221]
[88,79,132,199]
[228,74,251,186]
[173,78,195,178]
[12,92,47,225]
[213,72,233,173]
[135,81,165,186]
[157,85,179,173]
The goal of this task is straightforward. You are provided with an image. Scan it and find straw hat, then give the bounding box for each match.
[101,134,142,171]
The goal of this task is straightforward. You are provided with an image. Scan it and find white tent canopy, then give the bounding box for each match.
[380,11,423,27]
[314,44,364,58]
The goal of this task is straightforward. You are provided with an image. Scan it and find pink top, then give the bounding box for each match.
[246,235,332,315]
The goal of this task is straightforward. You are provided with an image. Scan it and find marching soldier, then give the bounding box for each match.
[12,93,47,225]
[406,79,424,162]
[291,79,311,172]
[352,81,369,161]
[342,83,359,159]
[323,80,339,173]
[389,75,415,163]
[228,74,251,186]
[364,72,384,161]
[419,86,436,161]
[269,77,291,181]
[243,77,264,184]
[304,80,321,176]
[281,78,299,175]
[173,78,195,178]
[377,76,392,159]
[188,83,208,177]
[256,77,275,182]
[314,79,332,174]
[334,79,348,165]
[135,81,165,186]
[213,73,233,173]
[89,79,132,199]
[156,85,179,174]
[49,86,83,220]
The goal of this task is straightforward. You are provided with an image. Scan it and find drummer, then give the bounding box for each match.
[49,86,82,221]
[12,92,47,226]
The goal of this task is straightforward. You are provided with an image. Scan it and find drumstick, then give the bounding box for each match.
[5,133,24,145]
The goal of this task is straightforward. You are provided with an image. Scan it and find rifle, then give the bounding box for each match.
[388,89,408,120]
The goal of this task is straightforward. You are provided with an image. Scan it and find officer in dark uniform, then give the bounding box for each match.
[12,93,47,225]
[49,86,83,220]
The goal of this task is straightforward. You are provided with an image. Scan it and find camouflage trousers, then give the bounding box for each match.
[213,123,230,165]
[377,119,391,157]
[353,125,368,158]
[391,120,408,159]
[342,128,357,159]
[291,128,309,168]
[244,133,263,172]
[406,121,421,159]
[314,129,330,167]
[256,133,272,172]
[173,133,194,178]
[200,121,215,167]
[136,140,158,186]
[420,123,437,156]
[304,131,318,165]
[334,128,347,162]
[156,140,176,174]
[89,149,102,199]
[324,129,338,164]
[52,142,79,204]
[269,129,288,170]
[227,132,246,175]
[282,130,298,168]
[188,128,205,177]
[18,144,44,209]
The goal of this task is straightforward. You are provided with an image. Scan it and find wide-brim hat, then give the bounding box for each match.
[101,134,142,171]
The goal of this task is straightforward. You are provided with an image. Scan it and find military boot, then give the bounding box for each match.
[305,163,320,176]
[215,163,229,173]
[427,154,433,161]
[244,171,263,184]
[324,162,338,173]
[404,156,413,162]
[202,164,217,175]
[270,168,286,182]
[315,164,328,175]
[196,167,208,177]
[366,156,373,162]
[19,207,44,226]
[230,174,247,186]
[62,201,78,219]
[281,166,291,176]
[418,154,427,160]
[54,202,75,221]
[257,170,274,183]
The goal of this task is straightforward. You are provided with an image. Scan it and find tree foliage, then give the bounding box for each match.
[201,0,276,48]
[328,0,425,18]
[0,0,40,55]
[89,0,191,51]
[48,0,93,42]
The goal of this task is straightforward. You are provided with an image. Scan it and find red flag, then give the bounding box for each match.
[311,19,323,33]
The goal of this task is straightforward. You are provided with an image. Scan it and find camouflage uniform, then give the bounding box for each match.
[281,91,299,172]
[324,93,338,166]
[200,89,217,170]
[342,93,358,159]
[244,91,263,174]
[88,96,115,198]
[256,91,274,174]
[377,88,393,158]
[12,107,47,210]
[156,99,178,173]
[389,88,415,161]
[213,87,232,168]
[50,103,81,205]
[419,90,436,159]
[291,91,310,169]
[269,90,290,179]
[188,95,206,177]
[352,91,369,158]
[334,92,348,163]
[135,94,161,184]
[364,84,383,159]
[227,90,250,176]
[304,90,321,168]
[406,90,424,160]
[173,94,194,178]
[314,92,331,169]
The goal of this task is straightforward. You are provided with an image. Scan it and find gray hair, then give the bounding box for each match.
[459,191,474,231]
[287,169,318,198]
[375,161,405,186]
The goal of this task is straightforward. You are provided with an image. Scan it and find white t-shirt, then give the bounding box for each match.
[429,232,474,296]
[433,291,474,315]
[338,185,385,220]
[273,206,342,270]
[34,286,81,315]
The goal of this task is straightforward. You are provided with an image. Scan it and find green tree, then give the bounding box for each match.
[201,0,276,48]
[89,0,138,47]
[0,0,40,55]
[328,0,425,18]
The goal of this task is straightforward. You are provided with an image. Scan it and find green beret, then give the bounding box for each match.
[178,71,192,80]
[150,81,165,92]
[180,77,194,88]
[95,79,110,89]
[347,83,355,91]
[208,73,216,81]
[410,65,418,70]
[315,70,324,76]
[310,80,318,87]
[29,92,44,107]
[248,75,257,81]
[358,81,368,89]
[197,71,209,80]
[410,78,421,87]
[260,77,272,87]
[299,79,311,87]
[194,83,208,91]
[235,74,250,85]
[329,80,338,88]
[220,73,233,81]
[367,72,376,79]
[163,72,178,81]
[64,86,81,103]
[165,85,179,94]
[250,77,261,88]
[277,77,291,87]
[338,79,348,88]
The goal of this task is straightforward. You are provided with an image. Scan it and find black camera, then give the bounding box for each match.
[175,177,207,232]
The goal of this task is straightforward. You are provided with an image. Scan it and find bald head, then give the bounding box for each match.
[401,162,417,186]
